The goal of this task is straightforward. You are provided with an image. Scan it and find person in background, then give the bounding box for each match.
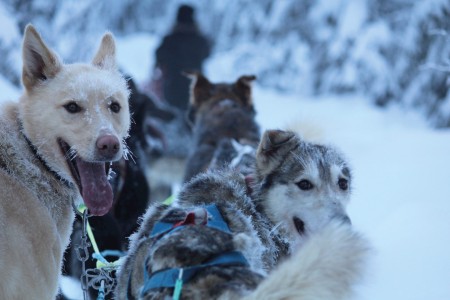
[154,4,211,112]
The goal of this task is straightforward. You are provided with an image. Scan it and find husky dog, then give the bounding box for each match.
[252,129,353,253]
[0,25,130,299]
[183,73,261,182]
[115,170,271,299]
[61,77,152,300]
[116,129,369,300]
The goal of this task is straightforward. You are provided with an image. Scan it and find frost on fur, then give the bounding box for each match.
[92,32,117,71]
[22,24,62,91]
[253,129,354,254]
[0,23,131,298]
[243,223,371,300]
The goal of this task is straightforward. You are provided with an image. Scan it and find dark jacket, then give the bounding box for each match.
[156,23,211,111]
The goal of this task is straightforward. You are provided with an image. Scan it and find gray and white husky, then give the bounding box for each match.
[116,129,369,299]
[253,129,353,252]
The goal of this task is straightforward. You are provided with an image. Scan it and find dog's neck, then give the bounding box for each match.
[19,121,72,189]
[0,109,76,243]
[22,129,78,239]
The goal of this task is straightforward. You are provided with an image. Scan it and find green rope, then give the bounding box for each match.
[77,204,123,269]
[173,269,183,300]
[162,194,175,205]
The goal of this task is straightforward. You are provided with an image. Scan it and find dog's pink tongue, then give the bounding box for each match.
[76,159,113,216]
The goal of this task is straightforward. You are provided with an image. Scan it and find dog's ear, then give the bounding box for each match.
[256,129,297,176]
[92,32,117,70]
[22,24,62,91]
[185,71,213,107]
[234,75,256,106]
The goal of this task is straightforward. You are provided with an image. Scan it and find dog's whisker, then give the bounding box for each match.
[69,150,78,161]
[122,142,136,163]
[64,146,77,161]
[34,139,48,150]
[269,222,283,236]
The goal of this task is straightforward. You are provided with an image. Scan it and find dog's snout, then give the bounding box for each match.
[96,135,120,159]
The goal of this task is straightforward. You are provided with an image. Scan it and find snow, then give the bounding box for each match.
[253,90,450,300]
[0,75,20,101]
[115,34,159,83]
[1,31,450,300]
[59,276,84,300]
[0,4,20,46]
[338,0,367,40]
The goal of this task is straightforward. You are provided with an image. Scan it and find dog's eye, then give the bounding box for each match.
[63,102,82,113]
[338,178,348,190]
[109,102,121,113]
[296,179,314,191]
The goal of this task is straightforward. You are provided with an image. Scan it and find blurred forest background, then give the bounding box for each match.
[1,0,449,127]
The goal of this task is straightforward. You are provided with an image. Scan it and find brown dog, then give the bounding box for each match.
[184,73,260,182]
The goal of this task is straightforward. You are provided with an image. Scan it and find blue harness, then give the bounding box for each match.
[140,204,249,298]
[149,204,231,238]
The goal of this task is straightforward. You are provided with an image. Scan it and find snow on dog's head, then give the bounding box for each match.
[18,24,130,216]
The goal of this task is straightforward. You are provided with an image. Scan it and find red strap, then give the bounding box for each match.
[173,209,207,228]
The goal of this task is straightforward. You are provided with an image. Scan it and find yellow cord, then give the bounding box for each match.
[163,194,175,205]
[77,204,122,269]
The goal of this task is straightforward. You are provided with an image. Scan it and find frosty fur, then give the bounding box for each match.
[116,129,370,299]
[115,170,272,299]
[240,222,370,300]
[249,130,369,299]
[0,24,130,299]
[253,129,353,252]
[116,172,369,300]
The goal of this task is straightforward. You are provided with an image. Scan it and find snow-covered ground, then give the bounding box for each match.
[252,90,450,300]
[1,33,449,300]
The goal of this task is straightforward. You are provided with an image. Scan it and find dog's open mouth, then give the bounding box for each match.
[59,139,113,216]
[293,217,306,236]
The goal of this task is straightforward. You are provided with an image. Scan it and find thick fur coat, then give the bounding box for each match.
[252,129,354,253]
[184,73,261,182]
[0,25,130,299]
[115,170,276,299]
[116,129,370,300]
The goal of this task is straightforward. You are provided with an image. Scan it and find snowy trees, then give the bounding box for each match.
[397,0,450,127]
[0,0,448,127]
[202,0,450,127]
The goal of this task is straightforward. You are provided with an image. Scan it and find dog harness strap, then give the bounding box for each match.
[203,204,231,233]
[150,221,177,237]
[140,251,249,296]
[150,204,231,238]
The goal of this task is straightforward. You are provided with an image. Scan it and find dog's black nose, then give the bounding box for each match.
[96,135,120,159]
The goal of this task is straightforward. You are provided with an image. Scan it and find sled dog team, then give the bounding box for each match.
[0,25,370,299]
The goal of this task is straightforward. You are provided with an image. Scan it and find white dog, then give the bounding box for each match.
[0,24,130,299]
